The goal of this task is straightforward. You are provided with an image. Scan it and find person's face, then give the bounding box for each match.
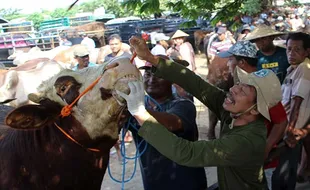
[143,69,172,99]
[227,56,248,73]
[109,38,122,54]
[76,55,89,68]
[227,56,238,73]
[242,29,251,34]
[218,33,225,41]
[253,37,274,51]
[223,83,257,115]
[173,38,184,46]
[286,39,308,65]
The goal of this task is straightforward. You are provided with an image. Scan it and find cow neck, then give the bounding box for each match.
[54,116,101,152]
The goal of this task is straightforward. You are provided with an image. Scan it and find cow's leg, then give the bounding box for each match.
[207,108,218,140]
[195,38,201,54]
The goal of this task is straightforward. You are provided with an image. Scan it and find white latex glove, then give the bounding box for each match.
[116,81,147,116]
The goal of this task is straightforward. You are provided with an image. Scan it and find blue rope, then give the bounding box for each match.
[107,95,162,189]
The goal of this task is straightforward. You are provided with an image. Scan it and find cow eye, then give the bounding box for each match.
[60,85,67,92]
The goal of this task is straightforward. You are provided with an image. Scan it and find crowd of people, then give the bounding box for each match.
[55,5,310,189]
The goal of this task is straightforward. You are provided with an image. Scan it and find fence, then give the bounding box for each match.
[0,31,59,51]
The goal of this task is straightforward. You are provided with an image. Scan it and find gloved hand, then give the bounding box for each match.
[116,81,147,116]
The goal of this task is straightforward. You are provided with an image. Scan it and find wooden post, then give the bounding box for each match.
[10,33,16,52]
[51,37,55,49]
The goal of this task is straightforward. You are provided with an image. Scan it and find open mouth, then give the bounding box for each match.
[100,74,140,106]
[225,93,235,105]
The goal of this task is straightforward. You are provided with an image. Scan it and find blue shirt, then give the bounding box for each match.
[72,62,97,71]
[257,47,289,84]
[130,95,207,190]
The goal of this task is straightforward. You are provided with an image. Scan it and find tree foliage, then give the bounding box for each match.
[123,0,270,29]
[26,13,45,30]
[0,8,25,21]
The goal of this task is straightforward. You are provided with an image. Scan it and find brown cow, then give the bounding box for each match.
[206,56,234,139]
[0,57,141,190]
[60,22,106,47]
[194,30,213,54]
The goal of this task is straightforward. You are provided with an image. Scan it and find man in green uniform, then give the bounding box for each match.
[116,36,283,190]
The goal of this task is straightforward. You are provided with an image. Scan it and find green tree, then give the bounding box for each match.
[50,8,78,18]
[0,8,24,21]
[241,0,263,16]
[27,12,45,30]
[122,0,272,28]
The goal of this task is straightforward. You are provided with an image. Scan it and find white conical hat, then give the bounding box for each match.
[171,30,189,39]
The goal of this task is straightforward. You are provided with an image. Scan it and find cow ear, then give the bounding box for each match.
[5,105,58,129]
[4,70,18,90]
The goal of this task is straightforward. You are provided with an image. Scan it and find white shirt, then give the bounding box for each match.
[282,58,310,129]
[151,44,166,56]
[81,37,96,51]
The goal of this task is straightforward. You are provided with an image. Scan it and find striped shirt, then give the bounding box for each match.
[209,39,233,56]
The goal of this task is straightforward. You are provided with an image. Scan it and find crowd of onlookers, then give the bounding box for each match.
[53,5,310,189]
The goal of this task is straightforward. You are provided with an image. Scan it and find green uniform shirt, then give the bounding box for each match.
[138,58,267,190]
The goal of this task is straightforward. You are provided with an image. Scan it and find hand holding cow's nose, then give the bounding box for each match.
[116,81,147,116]
[129,36,159,66]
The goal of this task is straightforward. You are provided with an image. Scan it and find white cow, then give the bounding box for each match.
[0,60,64,107]
[8,46,70,66]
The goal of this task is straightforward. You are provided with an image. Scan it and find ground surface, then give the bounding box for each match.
[101,55,310,190]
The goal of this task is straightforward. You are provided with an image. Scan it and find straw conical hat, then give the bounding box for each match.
[171,30,189,39]
[244,25,285,41]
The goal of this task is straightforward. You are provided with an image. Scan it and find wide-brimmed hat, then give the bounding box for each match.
[237,67,282,121]
[171,30,189,39]
[244,25,285,42]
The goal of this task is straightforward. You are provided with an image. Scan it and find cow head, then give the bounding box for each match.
[5,57,141,141]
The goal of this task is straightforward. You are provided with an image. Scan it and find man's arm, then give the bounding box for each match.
[147,110,182,132]
[153,58,227,119]
[264,102,288,159]
[287,96,303,129]
[137,115,265,167]
[129,36,227,118]
[146,99,196,133]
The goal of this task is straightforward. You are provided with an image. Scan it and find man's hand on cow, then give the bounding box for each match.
[285,127,308,148]
[116,81,147,116]
[116,81,151,126]
[129,36,159,66]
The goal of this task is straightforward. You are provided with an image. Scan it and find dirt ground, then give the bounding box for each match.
[101,55,310,190]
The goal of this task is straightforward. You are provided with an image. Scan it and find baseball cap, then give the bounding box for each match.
[218,41,257,58]
[236,67,282,121]
[154,33,170,42]
[217,27,227,34]
[74,45,90,57]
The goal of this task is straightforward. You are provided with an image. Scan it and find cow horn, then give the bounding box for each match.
[0,98,16,104]
[28,93,43,103]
